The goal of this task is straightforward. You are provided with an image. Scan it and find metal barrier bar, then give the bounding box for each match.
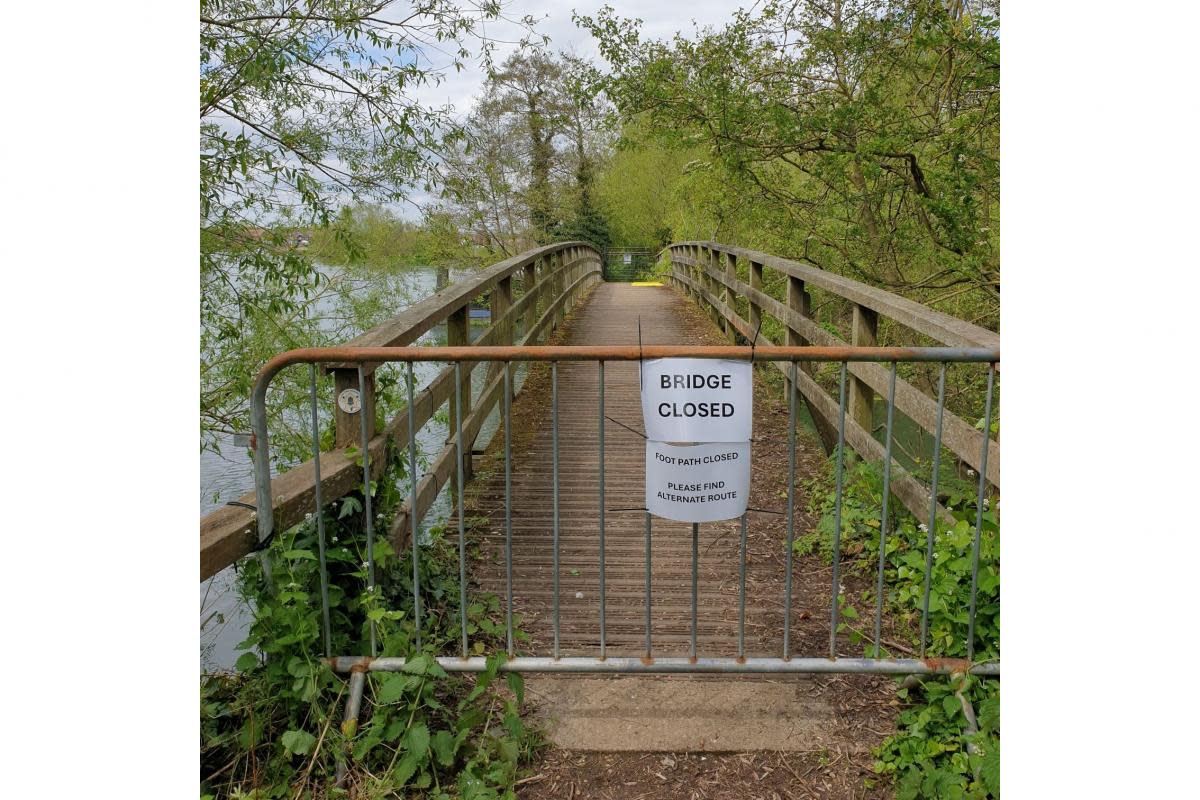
[406,361,421,651]
[598,361,607,660]
[329,655,999,677]
[784,360,797,658]
[690,522,698,661]
[873,363,898,658]
[504,363,514,656]
[253,346,998,376]
[359,365,377,655]
[830,363,848,659]
[967,365,997,660]
[455,362,468,659]
[644,511,652,659]
[552,362,561,659]
[309,366,333,658]
[738,513,748,660]
[920,364,948,658]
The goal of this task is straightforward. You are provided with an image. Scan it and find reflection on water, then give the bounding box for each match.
[200,263,493,671]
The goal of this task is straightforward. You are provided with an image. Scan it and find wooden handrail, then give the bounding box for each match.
[665,242,998,524]
[200,243,602,580]
[668,242,998,350]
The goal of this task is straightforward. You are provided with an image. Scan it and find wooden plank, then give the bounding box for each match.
[332,368,374,448]
[447,303,472,489]
[849,304,879,436]
[786,273,839,455]
[685,265,1000,486]
[672,242,999,350]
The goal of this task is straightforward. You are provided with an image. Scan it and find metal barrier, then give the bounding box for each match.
[249,344,999,682]
[601,248,656,282]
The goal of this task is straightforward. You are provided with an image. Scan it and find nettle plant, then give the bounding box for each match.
[201,453,535,799]
[802,452,1000,799]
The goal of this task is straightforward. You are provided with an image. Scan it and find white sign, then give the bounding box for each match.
[641,358,753,443]
[645,440,751,522]
[623,252,633,264]
[337,388,362,414]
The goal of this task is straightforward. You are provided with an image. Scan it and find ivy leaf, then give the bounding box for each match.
[280,729,316,756]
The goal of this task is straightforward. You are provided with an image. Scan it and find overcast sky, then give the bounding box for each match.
[411,1,746,118]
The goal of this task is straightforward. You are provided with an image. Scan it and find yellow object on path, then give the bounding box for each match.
[630,280,663,286]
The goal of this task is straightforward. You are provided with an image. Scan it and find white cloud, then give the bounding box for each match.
[409,1,745,117]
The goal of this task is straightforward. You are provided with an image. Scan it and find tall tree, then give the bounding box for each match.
[487,51,564,242]
[579,0,1000,322]
[199,1,531,447]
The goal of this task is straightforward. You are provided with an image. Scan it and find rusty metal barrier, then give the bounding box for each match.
[248,344,999,692]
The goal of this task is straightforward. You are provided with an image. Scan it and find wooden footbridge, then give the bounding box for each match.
[199,241,998,701]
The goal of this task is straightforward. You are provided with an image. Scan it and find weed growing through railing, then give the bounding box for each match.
[201,454,535,799]
[801,453,1000,799]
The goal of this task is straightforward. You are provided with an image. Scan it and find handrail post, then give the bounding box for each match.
[704,246,719,326]
[447,302,473,489]
[552,250,564,330]
[788,275,839,454]
[723,250,737,343]
[749,259,764,333]
[491,275,514,399]
[523,258,538,339]
[849,303,879,435]
[332,368,375,448]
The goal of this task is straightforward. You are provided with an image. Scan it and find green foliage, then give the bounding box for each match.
[875,676,999,800]
[200,0,526,448]
[200,453,535,798]
[580,0,1000,326]
[804,449,999,796]
[438,49,617,254]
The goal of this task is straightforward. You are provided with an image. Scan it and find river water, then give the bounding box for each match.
[200,263,512,671]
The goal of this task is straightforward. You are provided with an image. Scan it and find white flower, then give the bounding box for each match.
[918,523,928,533]
[575,591,584,599]
[967,469,976,477]
[304,512,313,521]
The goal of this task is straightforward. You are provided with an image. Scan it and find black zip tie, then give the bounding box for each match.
[604,415,647,440]
[248,528,277,553]
[749,315,764,361]
[226,500,257,510]
[608,507,649,513]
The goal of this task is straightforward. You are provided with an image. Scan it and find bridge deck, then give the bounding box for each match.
[468,281,896,663]
[465,283,896,762]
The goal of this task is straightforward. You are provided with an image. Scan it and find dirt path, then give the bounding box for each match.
[465,283,896,798]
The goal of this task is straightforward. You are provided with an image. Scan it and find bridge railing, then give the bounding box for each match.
[200,242,602,580]
[665,241,999,522]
